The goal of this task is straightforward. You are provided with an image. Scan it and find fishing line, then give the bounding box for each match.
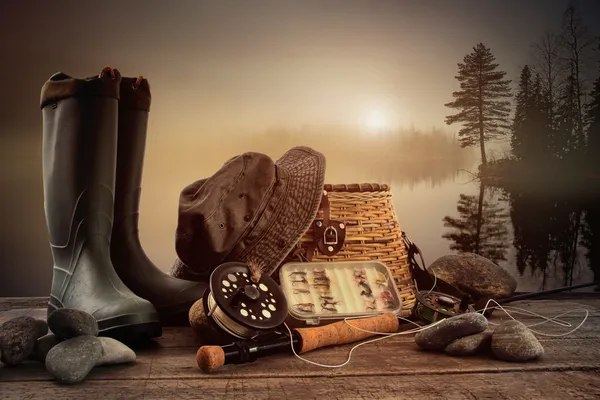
[207,291,257,339]
[284,296,592,368]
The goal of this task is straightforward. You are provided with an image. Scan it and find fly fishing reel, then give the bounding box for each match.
[402,231,476,324]
[202,261,288,340]
[414,290,474,323]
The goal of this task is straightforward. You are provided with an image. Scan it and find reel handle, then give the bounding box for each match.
[295,312,399,353]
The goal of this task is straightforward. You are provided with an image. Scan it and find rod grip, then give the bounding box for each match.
[294,313,399,353]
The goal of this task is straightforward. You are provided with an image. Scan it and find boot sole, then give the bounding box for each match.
[48,301,162,344]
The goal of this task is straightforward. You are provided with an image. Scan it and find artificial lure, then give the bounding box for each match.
[353,269,367,281]
[321,304,338,312]
[289,271,307,279]
[375,271,389,288]
[359,281,373,298]
[292,281,309,289]
[365,299,377,311]
[378,290,395,309]
[293,303,315,313]
[320,298,340,307]
[312,283,331,289]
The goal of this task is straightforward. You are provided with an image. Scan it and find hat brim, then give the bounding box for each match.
[237,146,326,276]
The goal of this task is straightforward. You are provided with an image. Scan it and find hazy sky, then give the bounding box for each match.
[1,0,599,296]
[1,0,599,136]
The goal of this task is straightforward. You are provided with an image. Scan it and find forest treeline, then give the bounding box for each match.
[444,2,600,176]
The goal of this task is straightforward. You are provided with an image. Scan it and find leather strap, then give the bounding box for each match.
[291,190,347,262]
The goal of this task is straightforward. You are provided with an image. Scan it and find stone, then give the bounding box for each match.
[34,319,49,339]
[0,316,39,366]
[47,309,99,340]
[96,337,136,365]
[445,331,493,356]
[415,313,488,351]
[31,333,62,363]
[427,253,517,299]
[45,335,103,384]
[491,320,544,362]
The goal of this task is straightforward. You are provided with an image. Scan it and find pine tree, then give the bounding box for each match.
[586,41,600,169]
[511,65,534,160]
[445,43,512,165]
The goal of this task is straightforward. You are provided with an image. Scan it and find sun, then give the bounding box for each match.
[364,110,389,131]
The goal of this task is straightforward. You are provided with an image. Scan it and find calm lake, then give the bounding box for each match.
[1,128,597,297]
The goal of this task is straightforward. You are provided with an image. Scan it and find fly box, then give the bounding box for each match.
[279,261,402,326]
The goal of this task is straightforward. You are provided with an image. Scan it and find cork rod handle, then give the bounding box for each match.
[294,313,399,353]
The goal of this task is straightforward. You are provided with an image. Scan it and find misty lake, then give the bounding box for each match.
[1,128,598,297]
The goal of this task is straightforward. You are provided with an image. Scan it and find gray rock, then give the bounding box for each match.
[445,331,493,356]
[491,320,544,362]
[34,319,49,339]
[45,335,103,384]
[0,316,39,366]
[96,337,136,365]
[31,333,62,363]
[415,313,488,350]
[47,309,99,340]
[427,253,517,299]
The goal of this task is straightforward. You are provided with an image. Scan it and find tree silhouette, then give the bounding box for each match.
[512,66,552,161]
[509,191,553,283]
[445,43,512,165]
[560,3,595,153]
[586,42,600,170]
[582,200,600,290]
[532,31,563,130]
[442,183,510,264]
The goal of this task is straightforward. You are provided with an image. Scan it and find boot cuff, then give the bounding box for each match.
[40,67,121,109]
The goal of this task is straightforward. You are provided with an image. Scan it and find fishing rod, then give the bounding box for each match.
[195,313,400,372]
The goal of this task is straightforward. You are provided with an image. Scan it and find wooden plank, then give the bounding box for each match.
[0,297,47,311]
[2,337,599,382]
[0,371,599,400]
[3,305,599,349]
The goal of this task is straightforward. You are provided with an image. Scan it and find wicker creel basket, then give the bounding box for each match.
[280,183,416,317]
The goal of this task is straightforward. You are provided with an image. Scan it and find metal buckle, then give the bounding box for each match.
[324,226,338,245]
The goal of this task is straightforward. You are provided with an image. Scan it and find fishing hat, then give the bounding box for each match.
[171,146,326,281]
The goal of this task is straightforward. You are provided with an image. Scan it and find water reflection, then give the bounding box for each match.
[442,183,510,265]
[443,181,599,292]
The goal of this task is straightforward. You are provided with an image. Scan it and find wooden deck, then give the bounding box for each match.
[1,296,599,399]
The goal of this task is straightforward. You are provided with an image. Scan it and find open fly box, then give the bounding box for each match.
[278,261,402,326]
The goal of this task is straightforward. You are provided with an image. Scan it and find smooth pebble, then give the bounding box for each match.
[47,309,99,340]
[445,331,493,356]
[96,337,136,365]
[45,335,103,384]
[491,320,544,362]
[415,313,488,350]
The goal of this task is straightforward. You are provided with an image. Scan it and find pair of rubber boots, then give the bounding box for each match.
[41,66,206,343]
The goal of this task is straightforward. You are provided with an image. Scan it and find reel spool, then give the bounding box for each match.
[203,261,288,340]
[414,290,474,323]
